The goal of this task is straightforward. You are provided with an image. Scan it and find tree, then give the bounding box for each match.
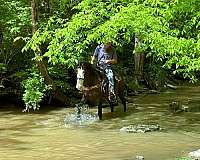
[22,0,200,109]
[0,0,33,95]
[22,0,71,111]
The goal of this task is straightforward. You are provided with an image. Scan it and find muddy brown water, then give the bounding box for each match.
[0,86,200,160]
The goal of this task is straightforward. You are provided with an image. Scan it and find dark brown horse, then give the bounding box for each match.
[76,62,126,120]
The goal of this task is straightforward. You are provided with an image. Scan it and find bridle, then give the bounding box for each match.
[76,66,85,79]
[76,65,104,91]
[76,76,84,81]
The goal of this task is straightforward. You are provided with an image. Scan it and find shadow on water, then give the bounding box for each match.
[102,104,137,120]
[0,100,69,115]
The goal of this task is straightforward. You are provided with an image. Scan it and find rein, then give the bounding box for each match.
[77,62,106,92]
[82,69,103,91]
[82,83,101,91]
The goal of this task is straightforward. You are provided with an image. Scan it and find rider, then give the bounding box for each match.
[91,42,117,103]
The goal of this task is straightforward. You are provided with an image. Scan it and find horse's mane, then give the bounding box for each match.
[81,62,96,74]
[80,62,105,85]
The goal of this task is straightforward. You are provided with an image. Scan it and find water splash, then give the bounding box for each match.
[64,104,98,128]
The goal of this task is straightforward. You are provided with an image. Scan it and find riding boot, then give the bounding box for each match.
[109,91,117,105]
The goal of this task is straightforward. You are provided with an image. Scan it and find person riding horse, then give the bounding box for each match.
[91,42,117,103]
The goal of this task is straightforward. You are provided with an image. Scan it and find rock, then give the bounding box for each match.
[166,83,177,89]
[169,100,183,113]
[189,149,200,159]
[181,105,189,112]
[120,124,160,133]
[148,90,159,94]
[136,155,144,160]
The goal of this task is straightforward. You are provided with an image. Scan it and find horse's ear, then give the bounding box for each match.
[77,61,81,68]
[77,61,80,67]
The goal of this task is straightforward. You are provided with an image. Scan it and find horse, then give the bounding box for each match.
[76,62,126,120]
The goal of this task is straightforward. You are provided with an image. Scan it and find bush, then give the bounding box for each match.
[22,72,51,111]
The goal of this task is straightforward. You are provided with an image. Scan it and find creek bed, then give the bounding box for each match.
[0,86,200,160]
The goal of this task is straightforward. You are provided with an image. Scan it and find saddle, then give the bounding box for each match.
[95,67,109,95]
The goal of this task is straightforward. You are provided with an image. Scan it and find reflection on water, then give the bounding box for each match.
[0,86,200,160]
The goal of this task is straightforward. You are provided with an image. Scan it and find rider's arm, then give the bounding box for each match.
[91,46,100,64]
[105,48,117,65]
[105,59,117,65]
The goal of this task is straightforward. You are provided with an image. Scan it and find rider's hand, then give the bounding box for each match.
[91,55,95,64]
[104,60,110,64]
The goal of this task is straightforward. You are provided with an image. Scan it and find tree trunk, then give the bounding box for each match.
[31,0,70,105]
[134,36,145,85]
[31,0,38,33]
[43,0,51,15]
[134,53,145,84]
[0,30,3,46]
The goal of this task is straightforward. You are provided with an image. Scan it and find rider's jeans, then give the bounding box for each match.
[105,68,114,96]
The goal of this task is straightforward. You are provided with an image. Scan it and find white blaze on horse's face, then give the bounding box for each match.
[76,66,84,91]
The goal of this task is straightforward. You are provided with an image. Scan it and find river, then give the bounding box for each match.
[0,86,199,160]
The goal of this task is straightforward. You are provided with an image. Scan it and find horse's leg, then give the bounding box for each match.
[76,94,86,115]
[110,102,114,112]
[106,92,114,112]
[118,81,127,112]
[119,94,126,112]
[98,101,103,120]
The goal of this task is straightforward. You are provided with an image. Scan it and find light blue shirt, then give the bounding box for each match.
[94,44,117,69]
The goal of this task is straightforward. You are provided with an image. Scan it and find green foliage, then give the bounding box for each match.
[147,32,200,82]
[144,61,166,89]
[24,0,200,81]
[48,65,75,93]
[0,63,7,74]
[0,0,31,39]
[0,0,33,79]
[22,72,51,111]
[24,0,169,65]
[2,0,200,110]
[24,0,133,67]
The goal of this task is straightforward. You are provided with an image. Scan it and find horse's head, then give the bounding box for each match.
[76,62,85,91]
[76,62,92,91]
